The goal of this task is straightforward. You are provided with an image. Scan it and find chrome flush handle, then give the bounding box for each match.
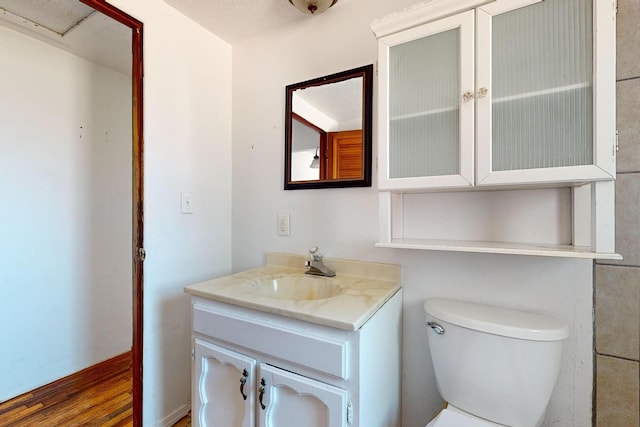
[427,321,445,335]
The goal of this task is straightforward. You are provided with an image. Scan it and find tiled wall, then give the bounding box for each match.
[594,0,640,425]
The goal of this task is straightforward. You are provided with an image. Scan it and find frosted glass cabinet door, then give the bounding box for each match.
[193,339,256,427]
[257,364,349,427]
[476,0,616,185]
[378,10,475,190]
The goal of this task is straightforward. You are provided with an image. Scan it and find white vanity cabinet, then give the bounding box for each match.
[190,289,402,427]
[374,0,616,191]
[193,339,349,427]
[370,0,619,259]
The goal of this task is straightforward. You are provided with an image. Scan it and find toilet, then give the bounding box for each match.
[423,298,569,427]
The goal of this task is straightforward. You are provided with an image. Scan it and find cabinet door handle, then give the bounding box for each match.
[258,378,267,410]
[462,91,474,102]
[239,369,249,400]
[477,87,488,98]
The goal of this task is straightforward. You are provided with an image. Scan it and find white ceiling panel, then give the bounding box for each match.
[0,0,131,76]
[0,0,93,34]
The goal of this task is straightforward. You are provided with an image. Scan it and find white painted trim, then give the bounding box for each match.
[591,180,617,254]
[370,0,492,38]
[377,40,390,187]
[378,8,473,47]
[572,184,592,248]
[477,0,542,15]
[391,192,404,240]
[378,174,475,191]
[375,238,622,260]
[378,192,392,243]
[477,164,614,187]
[593,0,617,177]
[476,8,493,187]
[156,403,191,427]
[459,10,476,187]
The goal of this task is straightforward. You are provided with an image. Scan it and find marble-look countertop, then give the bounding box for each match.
[184,252,402,331]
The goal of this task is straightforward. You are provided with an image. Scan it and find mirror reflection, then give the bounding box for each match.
[285,64,373,189]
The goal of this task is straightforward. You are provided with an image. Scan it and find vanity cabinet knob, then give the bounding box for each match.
[462,91,474,102]
[239,369,249,400]
[477,87,488,98]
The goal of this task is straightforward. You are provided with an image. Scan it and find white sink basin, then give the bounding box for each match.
[248,275,340,301]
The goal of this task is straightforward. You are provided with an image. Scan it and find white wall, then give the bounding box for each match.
[232,2,593,426]
[0,26,132,401]
[103,1,233,425]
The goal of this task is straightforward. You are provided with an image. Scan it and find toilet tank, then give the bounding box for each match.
[424,299,569,427]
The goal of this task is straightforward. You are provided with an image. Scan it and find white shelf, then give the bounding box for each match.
[375,238,622,260]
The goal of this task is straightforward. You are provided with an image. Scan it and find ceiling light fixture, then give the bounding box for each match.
[289,0,337,15]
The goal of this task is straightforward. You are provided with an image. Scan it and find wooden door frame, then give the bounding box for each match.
[79,1,144,425]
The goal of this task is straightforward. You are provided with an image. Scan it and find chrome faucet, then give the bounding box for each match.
[304,246,336,277]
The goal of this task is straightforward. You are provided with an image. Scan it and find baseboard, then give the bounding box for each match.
[3,351,131,404]
[0,350,132,422]
[156,402,191,427]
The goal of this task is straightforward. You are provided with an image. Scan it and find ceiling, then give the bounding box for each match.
[0,0,131,75]
[0,0,338,76]
[165,0,320,45]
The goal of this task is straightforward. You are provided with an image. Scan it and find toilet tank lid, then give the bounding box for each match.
[424,298,569,341]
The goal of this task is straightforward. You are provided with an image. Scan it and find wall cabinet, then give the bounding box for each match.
[190,290,402,427]
[371,0,619,259]
[375,0,615,191]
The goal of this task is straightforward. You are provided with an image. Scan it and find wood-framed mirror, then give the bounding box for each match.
[284,64,373,190]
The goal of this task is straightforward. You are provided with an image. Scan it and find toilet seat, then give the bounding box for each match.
[426,408,506,427]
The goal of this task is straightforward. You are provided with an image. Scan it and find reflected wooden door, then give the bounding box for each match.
[327,130,363,180]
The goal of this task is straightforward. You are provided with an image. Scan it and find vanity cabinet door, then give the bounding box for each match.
[257,364,349,427]
[193,338,256,427]
[377,10,476,191]
[475,0,615,186]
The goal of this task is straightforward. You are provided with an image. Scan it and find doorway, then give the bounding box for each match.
[82,2,144,423]
[0,0,143,424]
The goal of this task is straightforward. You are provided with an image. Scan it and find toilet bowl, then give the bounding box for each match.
[423,298,569,427]
[426,407,505,427]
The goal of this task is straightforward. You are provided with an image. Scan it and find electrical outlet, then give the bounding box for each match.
[277,213,290,236]
[181,192,193,214]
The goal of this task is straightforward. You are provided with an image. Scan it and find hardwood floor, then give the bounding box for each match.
[0,352,193,426]
[0,352,133,426]
[173,413,191,427]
